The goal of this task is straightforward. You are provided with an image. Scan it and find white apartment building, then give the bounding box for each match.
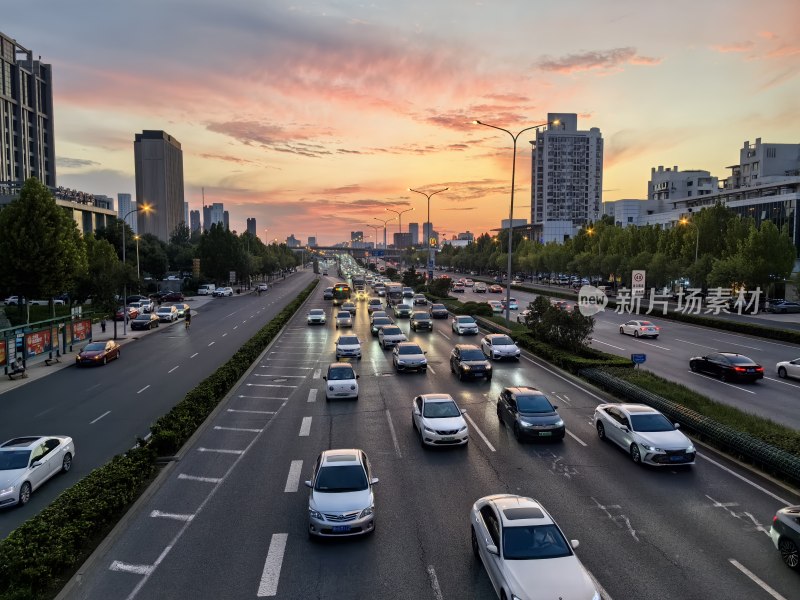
[648,165,717,213]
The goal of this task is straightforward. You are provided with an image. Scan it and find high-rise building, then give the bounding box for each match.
[409,222,419,246]
[223,210,229,231]
[134,130,185,242]
[0,32,56,193]
[351,230,365,248]
[184,202,189,226]
[203,203,224,231]
[189,209,201,233]
[308,236,317,247]
[117,193,138,234]
[286,234,300,248]
[531,113,603,243]
[393,232,412,248]
[725,138,800,189]
[457,231,475,242]
[246,217,256,236]
[648,165,717,212]
[422,222,435,246]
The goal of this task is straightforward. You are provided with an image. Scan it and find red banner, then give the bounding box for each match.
[0,340,6,367]
[25,330,52,357]
[72,319,91,342]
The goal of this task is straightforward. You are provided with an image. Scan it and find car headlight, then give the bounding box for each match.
[329,386,334,391]
[359,506,374,519]
[520,420,534,428]
[424,426,435,434]
[644,445,662,452]
[458,426,467,433]
[485,364,492,370]
[462,364,471,371]
[397,360,406,365]
[686,445,696,453]
[308,508,322,520]
[554,419,564,427]
[0,485,15,496]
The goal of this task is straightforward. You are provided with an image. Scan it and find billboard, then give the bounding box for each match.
[72,319,92,342]
[0,339,6,367]
[25,329,52,357]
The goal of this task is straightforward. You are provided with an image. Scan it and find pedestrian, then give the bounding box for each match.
[100,317,106,333]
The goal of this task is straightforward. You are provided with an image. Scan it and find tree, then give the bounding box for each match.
[74,234,123,312]
[0,178,87,304]
[402,268,425,289]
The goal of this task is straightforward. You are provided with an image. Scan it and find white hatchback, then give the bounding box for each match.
[481,334,521,361]
[323,363,359,401]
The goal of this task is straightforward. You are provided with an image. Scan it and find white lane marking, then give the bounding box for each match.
[246,383,298,388]
[190,352,199,358]
[764,376,800,388]
[178,474,221,484]
[168,365,179,374]
[238,395,287,400]
[428,365,436,375]
[307,389,317,403]
[90,410,111,425]
[197,447,244,455]
[591,339,626,351]
[208,342,215,347]
[150,510,194,522]
[438,331,451,341]
[586,569,614,600]
[254,374,306,378]
[591,496,638,541]
[686,371,756,394]
[257,533,288,597]
[728,559,788,600]
[566,430,587,447]
[385,410,402,458]
[222,333,228,337]
[110,561,153,576]
[137,385,150,394]
[269,351,322,355]
[426,565,444,600]
[260,366,314,370]
[697,453,792,505]
[463,413,496,452]
[299,417,312,436]
[520,355,607,402]
[214,426,263,433]
[227,409,276,415]
[713,338,762,351]
[312,369,321,379]
[284,460,303,493]
[675,338,715,349]
[233,325,239,330]
[636,340,671,350]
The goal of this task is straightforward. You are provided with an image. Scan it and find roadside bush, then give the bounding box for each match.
[519,296,594,353]
[515,332,632,371]
[428,278,452,297]
[460,301,493,317]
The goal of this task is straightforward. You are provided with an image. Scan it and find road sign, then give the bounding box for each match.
[632,270,646,296]
[371,250,385,257]
[631,353,647,365]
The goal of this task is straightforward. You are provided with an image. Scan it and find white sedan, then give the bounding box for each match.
[776,358,800,380]
[481,334,521,361]
[335,335,362,360]
[619,319,660,338]
[378,325,407,349]
[593,403,695,466]
[0,436,75,507]
[471,494,600,600]
[487,301,503,314]
[412,394,468,447]
[307,309,326,325]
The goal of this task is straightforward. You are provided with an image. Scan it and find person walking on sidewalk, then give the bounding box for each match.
[185,309,192,329]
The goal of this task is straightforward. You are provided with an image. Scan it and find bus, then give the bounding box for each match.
[385,283,403,305]
[333,283,351,306]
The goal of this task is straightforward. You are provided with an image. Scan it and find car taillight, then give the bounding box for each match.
[734,367,747,372]
[755,366,764,372]
[773,515,779,524]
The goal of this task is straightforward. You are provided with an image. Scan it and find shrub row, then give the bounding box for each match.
[0,280,318,600]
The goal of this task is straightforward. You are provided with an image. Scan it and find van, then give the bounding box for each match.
[197,284,216,296]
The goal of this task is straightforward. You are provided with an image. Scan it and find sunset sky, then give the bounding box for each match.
[7,0,800,245]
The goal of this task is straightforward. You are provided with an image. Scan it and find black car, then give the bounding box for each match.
[449,344,492,381]
[370,317,394,336]
[130,313,160,330]
[689,352,764,382]
[161,291,185,302]
[497,387,564,442]
[770,505,800,570]
[323,287,334,300]
[429,303,449,319]
[410,312,433,332]
[769,301,800,314]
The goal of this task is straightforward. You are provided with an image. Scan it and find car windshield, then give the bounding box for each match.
[382,327,401,335]
[516,395,553,414]
[460,349,485,361]
[413,314,430,320]
[157,307,172,313]
[503,524,572,560]
[398,345,423,355]
[84,342,106,352]
[337,312,351,319]
[325,288,333,293]
[630,413,674,432]
[492,336,514,345]
[727,355,756,366]
[338,337,359,345]
[423,400,460,418]
[373,318,392,326]
[133,314,150,320]
[309,310,324,315]
[0,449,32,471]
[314,465,368,493]
[457,317,475,324]
[328,366,355,380]
[432,304,445,310]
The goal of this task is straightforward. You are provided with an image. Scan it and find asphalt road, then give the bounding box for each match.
[62,281,800,600]
[0,271,315,539]
[452,284,800,430]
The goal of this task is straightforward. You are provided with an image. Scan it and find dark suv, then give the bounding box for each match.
[449,344,492,381]
[323,287,334,300]
[410,312,433,331]
[496,386,564,442]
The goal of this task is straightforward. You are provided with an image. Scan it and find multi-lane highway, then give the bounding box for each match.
[451,283,800,429]
[0,272,315,538]
[62,277,800,600]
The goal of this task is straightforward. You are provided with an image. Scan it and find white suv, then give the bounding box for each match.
[452,315,479,335]
[323,362,360,401]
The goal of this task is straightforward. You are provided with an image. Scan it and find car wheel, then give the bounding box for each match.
[471,527,480,558]
[634,330,640,338]
[61,452,72,473]
[412,416,417,430]
[18,481,31,506]
[630,444,642,464]
[497,405,503,422]
[513,423,522,442]
[596,421,606,440]
[619,327,625,335]
[458,369,464,381]
[778,367,788,379]
[778,537,799,570]
[689,361,697,372]
[720,372,728,382]
[102,356,107,365]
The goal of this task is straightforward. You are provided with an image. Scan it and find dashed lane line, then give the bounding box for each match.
[463,413,495,452]
[728,559,788,600]
[168,366,179,373]
[299,417,312,436]
[150,510,194,522]
[197,447,244,455]
[307,389,317,403]
[178,474,221,484]
[213,426,263,433]
[426,566,444,600]
[385,410,402,458]
[257,533,288,597]
[137,385,150,394]
[90,410,111,425]
[284,460,303,493]
[566,430,588,447]
[227,409,276,415]
[190,353,199,358]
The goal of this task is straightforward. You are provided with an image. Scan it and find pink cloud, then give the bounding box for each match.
[538,47,661,74]
[711,41,755,53]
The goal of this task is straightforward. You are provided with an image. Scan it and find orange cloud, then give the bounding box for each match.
[711,41,755,53]
[538,47,661,74]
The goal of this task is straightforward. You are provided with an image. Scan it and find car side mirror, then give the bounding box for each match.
[461,409,466,415]
[486,544,499,556]
[356,375,360,379]
[30,460,42,468]
[304,480,312,488]
[621,426,629,433]
[673,423,680,429]
[552,405,558,410]
[322,376,327,381]
[370,477,380,485]
[570,539,580,549]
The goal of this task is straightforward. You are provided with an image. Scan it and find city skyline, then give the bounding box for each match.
[4,0,799,244]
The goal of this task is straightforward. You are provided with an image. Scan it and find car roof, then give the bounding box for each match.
[602,403,658,415]
[486,333,511,339]
[0,436,49,449]
[396,341,422,348]
[328,362,355,370]
[489,495,555,527]
[421,393,455,403]
[505,386,544,396]
[320,449,363,466]
[455,344,481,351]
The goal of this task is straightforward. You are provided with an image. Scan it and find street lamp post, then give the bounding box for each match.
[409,187,448,286]
[373,216,395,255]
[134,235,141,281]
[385,207,414,270]
[121,205,151,335]
[474,119,558,321]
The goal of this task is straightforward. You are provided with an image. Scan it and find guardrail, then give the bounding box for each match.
[580,368,800,485]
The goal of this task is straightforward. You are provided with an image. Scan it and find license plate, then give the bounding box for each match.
[332,525,352,532]
[670,455,685,462]
[538,431,552,436]
[441,436,454,441]
[746,369,754,373]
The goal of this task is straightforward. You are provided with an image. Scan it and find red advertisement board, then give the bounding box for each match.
[72,319,92,342]
[0,340,6,367]
[25,330,52,357]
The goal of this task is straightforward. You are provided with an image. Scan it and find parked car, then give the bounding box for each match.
[413,294,428,306]
[114,306,139,321]
[689,352,764,382]
[776,358,800,380]
[393,303,412,318]
[769,301,800,314]
[322,362,360,401]
[410,312,433,332]
[392,342,427,373]
[378,325,407,349]
[412,394,468,447]
[335,335,362,360]
[470,495,599,600]
[173,303,190,318]
[474,282,487,293]
[488,284,503,293]
[130,312,160,330]
[76,340,121,366]
[367,298,383,313]
[335,311,353,329]
[305,448,376,536]
[594,403,696,466]
[450,344,492,381]
[323,287,335,300]
[497,387,564,441]
[0,436,75,508]
[371,316,394,336]
[156,305,178,322]
[161,291,185,302]
[452,315,479,335]
[197,284,216,296]
[307,309,327,325]
[430,303,449,319]
[770,505,800,570]
[213,287,234,297]
[256,283,268,292]
[137,298,154,312]
[619,320,660,338]
[481,334,521,361]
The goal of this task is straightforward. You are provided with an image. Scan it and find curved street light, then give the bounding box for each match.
[121,204,151,335]
[373,216,395,253]
[408,187,448,286]
[473,119,558,321]
[385,207,414,269]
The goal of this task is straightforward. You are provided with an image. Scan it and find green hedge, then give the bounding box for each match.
[515,332,634,372]
[0,280,318,600]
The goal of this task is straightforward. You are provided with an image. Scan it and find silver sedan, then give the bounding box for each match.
[0,435,75,508]
[335,311,353,329]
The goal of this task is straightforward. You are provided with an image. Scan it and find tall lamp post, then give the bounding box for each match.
[679,217,700,263]
[385,207,414,270]
[121,205,151,335]
[368,225,381,269]
[409,187,448,286]
[133,235,141,281]
[474,119,558,321]
[374,216,395,256]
